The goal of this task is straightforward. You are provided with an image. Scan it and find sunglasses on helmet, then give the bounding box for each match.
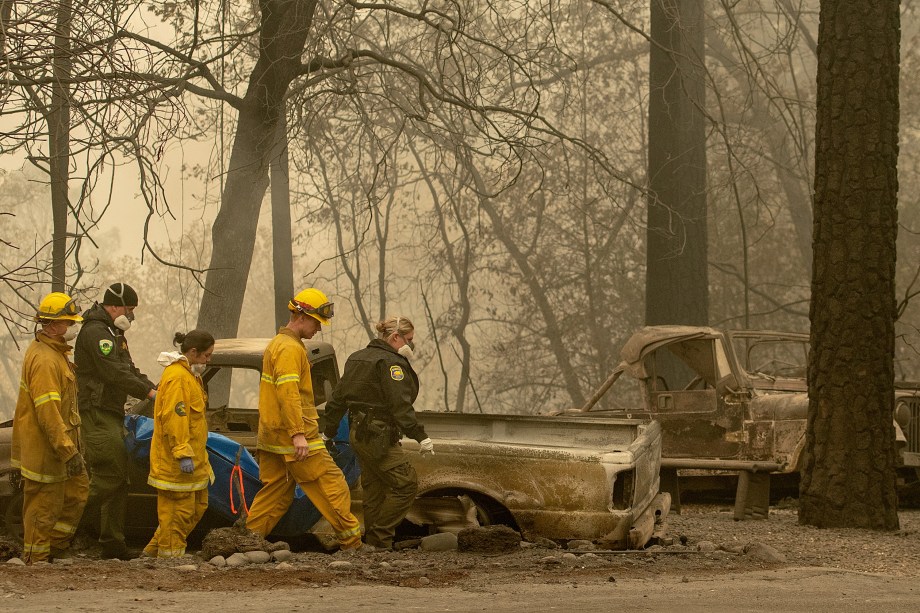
[291,300,334,320]
[46,299,80,317]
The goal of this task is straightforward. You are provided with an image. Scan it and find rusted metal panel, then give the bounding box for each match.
[407,416,665,547]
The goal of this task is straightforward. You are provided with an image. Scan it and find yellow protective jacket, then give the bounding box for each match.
[147,355,213,491]
[12,334,81,483]
[257,328,324,456]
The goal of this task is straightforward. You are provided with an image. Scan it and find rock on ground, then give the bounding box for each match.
[420,532,458,552]
[457,525,522,553]
[200,527,276,559]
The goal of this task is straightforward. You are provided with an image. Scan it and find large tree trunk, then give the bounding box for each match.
[197,0,317,339]
[800,0,900,530]
[645,0,708,326]
[271,112,294,330]
[49,0,72,291]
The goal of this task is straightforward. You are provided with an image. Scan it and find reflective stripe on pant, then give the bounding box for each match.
[81,409,129,551]
[22,472,89,564]
[246,450,361,547]
[352,438,418,549]
[144,488,208,558]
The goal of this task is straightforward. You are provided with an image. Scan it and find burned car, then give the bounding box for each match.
[574,326,920,512]
[1,337,670,549]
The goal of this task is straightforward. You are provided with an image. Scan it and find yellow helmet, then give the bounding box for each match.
[288,288,334,326]
[36,292,83,322]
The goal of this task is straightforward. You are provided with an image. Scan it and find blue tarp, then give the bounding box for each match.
[124,414,359,537]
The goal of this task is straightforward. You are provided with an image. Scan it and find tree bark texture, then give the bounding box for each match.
[271,113,294,331]
[49,0,72,291]
[645,0,708,326]
[197,0,317,339]
[800,0,900,530]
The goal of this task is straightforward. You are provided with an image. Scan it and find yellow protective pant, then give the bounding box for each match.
[22,473,89,564]
[144,489,208,558]
[245,450,361,548]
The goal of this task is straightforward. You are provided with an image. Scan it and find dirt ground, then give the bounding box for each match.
[1,502,919,610]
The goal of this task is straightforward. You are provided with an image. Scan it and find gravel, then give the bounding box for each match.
[1,502,918,595]
[667,502,920,577]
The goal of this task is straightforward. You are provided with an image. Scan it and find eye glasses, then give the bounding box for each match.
[292,300,334,320]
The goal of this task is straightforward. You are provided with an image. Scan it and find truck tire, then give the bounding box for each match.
[3,491,23,543]
[469,494,517,530]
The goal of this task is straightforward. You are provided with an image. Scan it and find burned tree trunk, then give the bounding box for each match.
[49,0,72,291]
[645,0,708,326]
[197,0,316,339]
[800,0,900,530]
[271,113,294,331]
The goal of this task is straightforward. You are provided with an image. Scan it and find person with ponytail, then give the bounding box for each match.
[143,330,215,558]
[320,316,433,551]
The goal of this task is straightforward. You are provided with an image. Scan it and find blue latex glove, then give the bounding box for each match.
[179,457,194,474]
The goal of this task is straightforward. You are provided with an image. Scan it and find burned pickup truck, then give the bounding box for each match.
[1,337,669,549]
[203,338,670,549]
[572,326,920,513]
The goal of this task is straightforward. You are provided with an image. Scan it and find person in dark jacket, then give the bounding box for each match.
[74,282,156,559]
[320,316,434,551]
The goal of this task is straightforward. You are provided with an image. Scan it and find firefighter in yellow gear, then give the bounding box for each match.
[244,288,362,549]
[12,292,89,564]
[144,330,215,558]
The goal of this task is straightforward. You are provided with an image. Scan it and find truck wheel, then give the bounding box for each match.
[3,492,23,543]
[469,494,517,530]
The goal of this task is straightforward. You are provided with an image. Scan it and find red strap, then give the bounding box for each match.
[229,465,249,515]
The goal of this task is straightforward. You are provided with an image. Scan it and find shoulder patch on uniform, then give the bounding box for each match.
[389,365,405,381]
[174,401,187,416]
[98,339,114,356]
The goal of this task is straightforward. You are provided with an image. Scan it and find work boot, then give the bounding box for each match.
[50,546,74,560]
[100,543,140,561]
[339,543,386,555]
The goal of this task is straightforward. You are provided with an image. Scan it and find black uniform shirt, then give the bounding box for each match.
[74,302,155,414]
[322,339,427,442]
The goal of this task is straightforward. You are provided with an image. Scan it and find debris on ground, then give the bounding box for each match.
[457,525,522,553]
[199,526,289,560]
[0,536,22,562]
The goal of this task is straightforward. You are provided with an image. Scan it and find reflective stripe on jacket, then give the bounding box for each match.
[147,359,213,491]
[12,334,80,483]
[256,328,323,456]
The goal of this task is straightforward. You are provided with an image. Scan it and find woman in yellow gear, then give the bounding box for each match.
[12,292,89,564]
[144,330,215,558]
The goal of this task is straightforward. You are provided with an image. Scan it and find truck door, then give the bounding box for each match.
[646,338,743,459]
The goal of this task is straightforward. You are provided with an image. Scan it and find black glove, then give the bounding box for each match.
[65,452,85,477]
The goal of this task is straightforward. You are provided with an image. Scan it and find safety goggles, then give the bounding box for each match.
[292,300,334,320]
[45,299,80,318]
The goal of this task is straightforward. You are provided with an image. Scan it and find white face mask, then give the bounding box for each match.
[397,344,414,360]
[63,324,80,342]
[113,314,132,331]
[190,363,207,376]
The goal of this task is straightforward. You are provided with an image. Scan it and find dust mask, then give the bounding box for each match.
[398,344,414,360]
[63,324,80,342]
[191,363,207,376]
[113,310,134,331]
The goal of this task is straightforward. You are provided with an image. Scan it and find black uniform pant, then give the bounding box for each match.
[79,409,129,554]
[351,432,418,549]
